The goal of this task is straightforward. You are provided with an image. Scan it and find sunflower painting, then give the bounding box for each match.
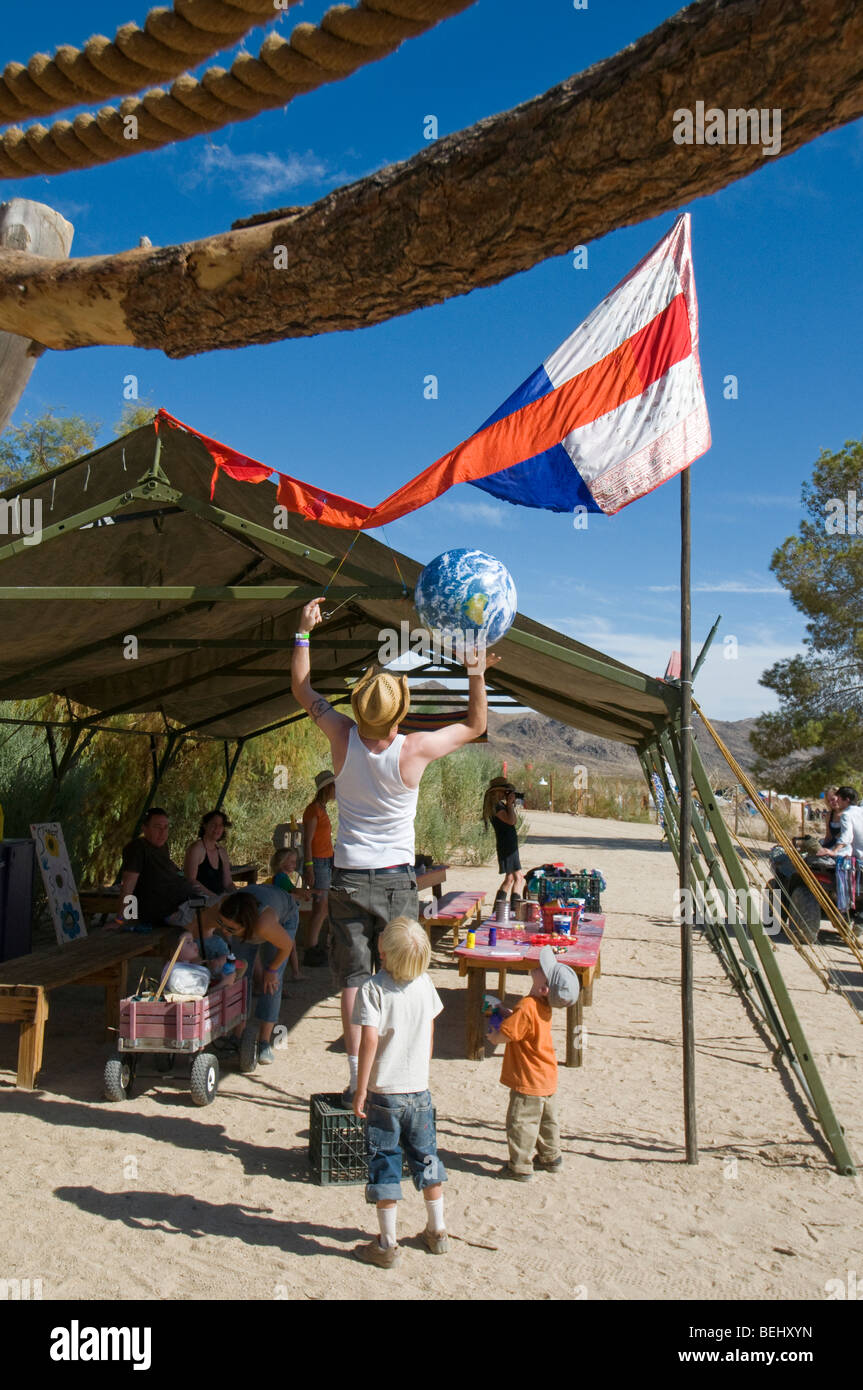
[30,822,88,946]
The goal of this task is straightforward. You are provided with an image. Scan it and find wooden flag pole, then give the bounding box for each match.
[680,467,698,1162]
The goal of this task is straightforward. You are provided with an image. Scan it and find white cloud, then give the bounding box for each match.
[186,145,333,200]
[553,619,804,720]
[440,500,513,528]
[647,580,784,595]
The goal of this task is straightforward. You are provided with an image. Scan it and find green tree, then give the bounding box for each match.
[750,439,863,793]
[0,410,99,485]
[113,400,157,436]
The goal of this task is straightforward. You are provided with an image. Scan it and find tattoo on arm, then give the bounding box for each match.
[310,697,333,724]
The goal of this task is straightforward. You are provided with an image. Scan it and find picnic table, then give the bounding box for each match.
[0,926,178,1089]
[416,865,447,899]
[455,915,605,1068]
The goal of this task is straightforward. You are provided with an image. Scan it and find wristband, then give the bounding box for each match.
[295,631,309,639]
[266,967,280,975]
[294,638,309,647]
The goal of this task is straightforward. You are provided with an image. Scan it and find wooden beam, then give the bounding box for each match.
[0,0,859,356]
[0,200,73,428]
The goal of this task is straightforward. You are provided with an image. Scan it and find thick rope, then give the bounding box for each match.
[0,0,478,180]
[0,1,301,125]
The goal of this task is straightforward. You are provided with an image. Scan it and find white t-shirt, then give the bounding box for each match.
[352,970,443,1094]
[837,805,863,857]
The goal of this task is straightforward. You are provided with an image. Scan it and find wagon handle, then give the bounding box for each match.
[153,934,186,1002]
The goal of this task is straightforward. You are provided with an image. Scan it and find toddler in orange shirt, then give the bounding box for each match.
[490,945,579,1181]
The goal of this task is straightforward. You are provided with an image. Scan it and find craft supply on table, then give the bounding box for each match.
[488,924,497,947]
[466,928,476,949]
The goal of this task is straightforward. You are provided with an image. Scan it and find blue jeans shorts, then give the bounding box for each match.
[231,938,287,1025]
[313,856,333,892]
[365,1089,447,1203]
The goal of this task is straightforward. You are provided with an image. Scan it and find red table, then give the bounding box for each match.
[454,914,604,1067]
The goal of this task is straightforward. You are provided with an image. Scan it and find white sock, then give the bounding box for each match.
[425,1195,445,1234]
[347,1055,359,1092]
[377,1206,398,1249]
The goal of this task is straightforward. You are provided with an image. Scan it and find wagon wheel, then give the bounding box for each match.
[238,1025,259,1075]
[190,1052,219,1106]
[154,1053,176,1074]
[104,1053,133,1102]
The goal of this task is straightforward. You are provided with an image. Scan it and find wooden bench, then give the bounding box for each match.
[421,890,487,949]
[0,927,177,1089]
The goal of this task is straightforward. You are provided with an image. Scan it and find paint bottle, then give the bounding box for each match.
[466,929,476,950]
[488,924,497,948]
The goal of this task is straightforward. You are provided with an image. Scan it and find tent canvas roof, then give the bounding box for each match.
[0,415,677,746]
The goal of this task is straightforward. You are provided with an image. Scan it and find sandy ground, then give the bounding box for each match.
[1,811,862,1302]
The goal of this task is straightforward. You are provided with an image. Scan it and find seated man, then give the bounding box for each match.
[112,806,218,929]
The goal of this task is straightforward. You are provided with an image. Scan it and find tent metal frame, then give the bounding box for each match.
[637,725,856,1176]
[1,424,855,1172]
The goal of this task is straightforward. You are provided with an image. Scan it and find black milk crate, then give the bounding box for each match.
[308,1093,436,1186]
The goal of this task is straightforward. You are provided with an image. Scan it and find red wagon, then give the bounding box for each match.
[104,967,253,1106]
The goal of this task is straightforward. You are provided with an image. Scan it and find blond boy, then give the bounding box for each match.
[352,916,446,1267]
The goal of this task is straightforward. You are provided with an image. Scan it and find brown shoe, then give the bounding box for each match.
[497,1164,533,1182]
[422,1228,448,1255]
[353,1239,401,1269]
[533,1155,563,1172]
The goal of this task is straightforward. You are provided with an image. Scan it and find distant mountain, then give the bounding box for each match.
[411,683,760,779]
[485,709,760,779]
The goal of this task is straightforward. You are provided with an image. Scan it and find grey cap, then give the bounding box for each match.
[539,946,580,1008]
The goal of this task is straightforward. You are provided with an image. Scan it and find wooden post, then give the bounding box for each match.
[550,769,554,813]
[0,201,74,433]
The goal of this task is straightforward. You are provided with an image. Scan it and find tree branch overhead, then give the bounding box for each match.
[0,0,860,358]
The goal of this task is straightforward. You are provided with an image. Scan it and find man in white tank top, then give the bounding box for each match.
[292,596,499,1103]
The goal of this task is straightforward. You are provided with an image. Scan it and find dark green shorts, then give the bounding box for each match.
[327,867,418,988]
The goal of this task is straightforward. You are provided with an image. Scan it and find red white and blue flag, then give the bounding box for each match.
[160,213,709,525]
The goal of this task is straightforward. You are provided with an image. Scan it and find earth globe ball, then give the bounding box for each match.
[414,548,517,647]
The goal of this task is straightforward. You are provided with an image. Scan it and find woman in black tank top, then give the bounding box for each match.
[822,788,842,850]
[482,778,525,910]
[184,810,235,895]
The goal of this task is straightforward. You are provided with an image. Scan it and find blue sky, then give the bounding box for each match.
[4,0,862,720]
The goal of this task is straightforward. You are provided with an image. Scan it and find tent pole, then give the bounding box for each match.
[215,740,244,810]
[680,468,698,1163]
[131,732,182,838]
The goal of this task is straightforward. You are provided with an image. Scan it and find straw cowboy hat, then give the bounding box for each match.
[314,770,335,792]
[350,664,410,738]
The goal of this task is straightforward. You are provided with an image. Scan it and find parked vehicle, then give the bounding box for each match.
[767,843,843,944]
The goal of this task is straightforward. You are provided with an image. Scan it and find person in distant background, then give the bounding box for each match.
[823,786,863,930]
[302,771,336,967]
[112,807,217,928]
[184,810,235,896]
[483,777,525,912]
[821,788,842,850]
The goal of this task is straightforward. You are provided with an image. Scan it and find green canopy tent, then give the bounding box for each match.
[0,415,854,1173]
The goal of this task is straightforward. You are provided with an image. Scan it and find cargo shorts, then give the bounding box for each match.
[327,866,418,989]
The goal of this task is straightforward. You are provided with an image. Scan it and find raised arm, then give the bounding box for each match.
[291,597,353,761]
[400,642,501,784]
